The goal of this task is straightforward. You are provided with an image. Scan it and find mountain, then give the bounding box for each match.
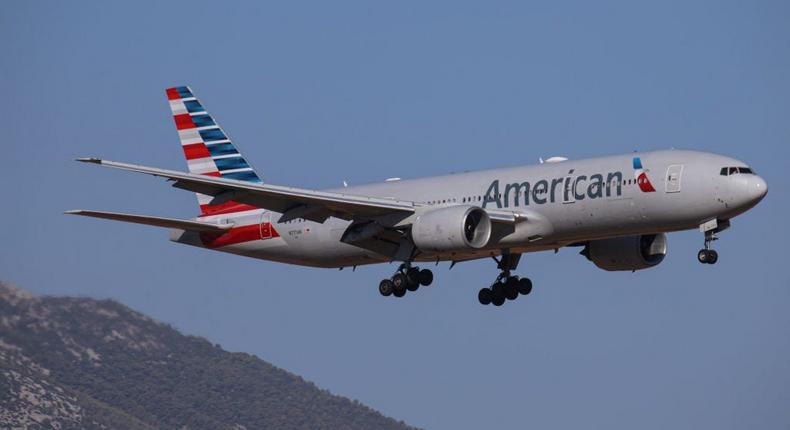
[0,283,418,430]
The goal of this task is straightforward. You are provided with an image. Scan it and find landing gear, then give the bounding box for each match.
[478,252,532,306]
[378,263,434,298]
[697,249,718,264]
[698,219,727,265]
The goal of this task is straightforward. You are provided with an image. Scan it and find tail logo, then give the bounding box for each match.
[632,157,656,192]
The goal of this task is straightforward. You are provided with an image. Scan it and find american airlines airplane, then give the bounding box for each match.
[68,86,768,306]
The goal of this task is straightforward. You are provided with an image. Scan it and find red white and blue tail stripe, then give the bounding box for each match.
[166,86,262,216]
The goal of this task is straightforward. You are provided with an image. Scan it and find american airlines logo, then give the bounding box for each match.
[482,157,657,209]
[632,156,656,193]
[482,169,626,209]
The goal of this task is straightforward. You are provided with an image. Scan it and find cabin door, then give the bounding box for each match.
[665,165,683,193]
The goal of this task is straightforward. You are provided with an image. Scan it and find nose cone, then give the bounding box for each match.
[750,175,768,202]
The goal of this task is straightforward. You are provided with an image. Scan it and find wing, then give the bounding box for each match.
[77,158,417,223]
[65,210,232,232]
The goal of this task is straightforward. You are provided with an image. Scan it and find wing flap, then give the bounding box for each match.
[65,210,232,232]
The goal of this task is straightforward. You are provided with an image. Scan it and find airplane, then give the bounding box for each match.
[67,86,769,306]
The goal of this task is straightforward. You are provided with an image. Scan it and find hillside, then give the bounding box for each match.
[0,283,417,430]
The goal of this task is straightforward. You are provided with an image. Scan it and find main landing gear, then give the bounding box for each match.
[378,264,433,298]
[478,252,532,306]
[698,219,727,265]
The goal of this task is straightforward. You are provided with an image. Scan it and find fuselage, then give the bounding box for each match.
[171,149,767,268]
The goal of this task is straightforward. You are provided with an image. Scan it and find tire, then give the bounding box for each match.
[393,284,406,297]
[419,269,433,286]
[392,272,406,289]
[697,249,708,264]
[379,279,394,297]
[492,283,506,306]
[478,288,492,305]
[517,278,533,295]
[406,280,420,292]
[407,267,421,285]
[707,250,718,264]
[504,279,519,301]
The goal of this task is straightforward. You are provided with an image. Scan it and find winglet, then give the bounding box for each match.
[76,157,103,164]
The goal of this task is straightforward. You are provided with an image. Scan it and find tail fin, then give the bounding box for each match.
[166,86,262,216]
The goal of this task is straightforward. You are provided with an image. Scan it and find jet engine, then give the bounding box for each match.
[411,206,492,252]
[582,233,668,271]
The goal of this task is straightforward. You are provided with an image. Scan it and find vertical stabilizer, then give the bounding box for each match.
[166,86,262,216]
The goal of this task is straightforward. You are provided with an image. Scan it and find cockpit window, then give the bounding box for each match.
[720,166,755,176]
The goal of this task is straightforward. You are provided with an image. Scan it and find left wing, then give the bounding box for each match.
[76,158,529,227]
[77,158,417,223]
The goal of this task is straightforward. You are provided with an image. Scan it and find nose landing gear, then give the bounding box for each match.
[379,263,433,298]
[698,219,728,265]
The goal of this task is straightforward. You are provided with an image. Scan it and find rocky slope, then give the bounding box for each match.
[0,283,416,430]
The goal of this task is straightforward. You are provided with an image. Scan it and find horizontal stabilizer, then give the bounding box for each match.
[64,210,232,233]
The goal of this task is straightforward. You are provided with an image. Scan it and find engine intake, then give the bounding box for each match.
[583,233,668,271]
[412,206,492,252]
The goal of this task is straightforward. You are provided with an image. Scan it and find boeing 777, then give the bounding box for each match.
[68,86,768,306]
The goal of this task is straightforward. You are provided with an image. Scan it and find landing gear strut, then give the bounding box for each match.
[379,263,433,298]
[478,251,532,306]
[698,219,727,265]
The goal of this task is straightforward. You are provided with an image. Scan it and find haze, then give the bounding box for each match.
[2,1,789,429]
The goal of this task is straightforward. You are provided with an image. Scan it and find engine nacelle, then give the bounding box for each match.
[583,233,668,271]
[412,206,492,252]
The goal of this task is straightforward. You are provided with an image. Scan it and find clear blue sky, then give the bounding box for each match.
[2,1,789,429]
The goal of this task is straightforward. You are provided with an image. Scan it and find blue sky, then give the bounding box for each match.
[2,1,789,429]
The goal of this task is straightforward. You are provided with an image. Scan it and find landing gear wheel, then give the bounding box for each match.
[478,288,492,305]
[406,267,421,285]
[517,278,532,295]
[391,273,407,297]
[392,272,406,289]
[491,284,506,306]
[419,269,433,286]
[392,284,406,297]
[406,279,420,292]
[379,279,393,297]
[504,278,519,301]
[698,249,718,264]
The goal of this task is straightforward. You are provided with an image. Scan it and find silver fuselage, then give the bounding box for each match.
[173,149,767,268]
